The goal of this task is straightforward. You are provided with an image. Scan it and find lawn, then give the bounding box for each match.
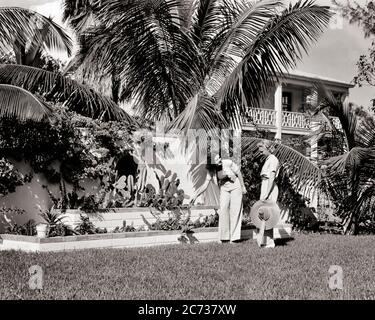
[0,233,374,300]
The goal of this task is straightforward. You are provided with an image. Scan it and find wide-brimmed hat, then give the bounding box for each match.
[250,200,281,230]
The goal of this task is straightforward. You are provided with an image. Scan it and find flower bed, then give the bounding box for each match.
[58,205,218,232]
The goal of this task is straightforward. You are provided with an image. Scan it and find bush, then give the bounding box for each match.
[5,220,37,236]
[0,158,27,197]
[74,215,107,235]
[0,106,134,195]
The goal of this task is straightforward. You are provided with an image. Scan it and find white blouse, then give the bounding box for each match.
[260,154,279,179]
[221,159,240,176]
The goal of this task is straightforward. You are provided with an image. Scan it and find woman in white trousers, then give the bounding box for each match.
[257,140,280,248]
[192,154,247,243]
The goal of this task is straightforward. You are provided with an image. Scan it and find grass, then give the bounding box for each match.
[0,233,374,300]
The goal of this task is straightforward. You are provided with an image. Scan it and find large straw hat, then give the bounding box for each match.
[250,200,281,230]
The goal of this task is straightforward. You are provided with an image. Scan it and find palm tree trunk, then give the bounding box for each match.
[343,211,358,235]
[111,69,120,104]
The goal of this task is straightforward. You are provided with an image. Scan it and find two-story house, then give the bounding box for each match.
[242,69,354,159]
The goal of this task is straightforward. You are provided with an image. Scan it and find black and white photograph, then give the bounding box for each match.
[0,0,374,307]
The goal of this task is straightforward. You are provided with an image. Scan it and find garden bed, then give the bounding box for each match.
[58,205,218,232]
[0,224,293,252]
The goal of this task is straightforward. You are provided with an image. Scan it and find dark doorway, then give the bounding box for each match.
[116,152,138,179]
[282,92,292,112]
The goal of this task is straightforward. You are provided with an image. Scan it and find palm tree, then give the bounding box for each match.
[62,0,125,104]
[0,6,135,123]
[67,0,332,194]
[71,0,332,129]
[0,7,72,68]
[0,84,53,121]
[313,89,375,234]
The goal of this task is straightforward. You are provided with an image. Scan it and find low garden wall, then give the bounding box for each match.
[0,224,293,252]
[59,205,218,232]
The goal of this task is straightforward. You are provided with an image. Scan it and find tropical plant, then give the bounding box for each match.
[333,0,375,108]
[0,7,135,123]
[69,0,332,131]
[0,7,72,65]
[62,0,123,103]
[138,170,186,210]
[74,214,107,234]
[0,158,27,197]
[5,219,37,236]
[39,208,77,237]
[65,0,334,198]
[314,89,375,234]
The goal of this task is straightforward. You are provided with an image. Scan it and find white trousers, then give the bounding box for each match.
[259,179,279,247]
[218,179,243,242]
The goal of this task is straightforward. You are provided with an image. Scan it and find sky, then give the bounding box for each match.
[1,0,374,107]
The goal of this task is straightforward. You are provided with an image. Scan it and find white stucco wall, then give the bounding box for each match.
[0,137,217,232]
[0,160,101,233]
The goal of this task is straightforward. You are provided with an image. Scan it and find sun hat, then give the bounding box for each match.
[250,200,281,230]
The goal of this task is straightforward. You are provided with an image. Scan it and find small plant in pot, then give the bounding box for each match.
[39,207,76,237]
[35,223,49,238]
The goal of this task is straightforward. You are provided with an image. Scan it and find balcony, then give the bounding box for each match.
[243,108,311,131]
[243,108,341,133]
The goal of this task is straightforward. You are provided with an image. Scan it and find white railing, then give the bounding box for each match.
[244,108,276,127]
[243,109,342,132]
[282,111,311,130]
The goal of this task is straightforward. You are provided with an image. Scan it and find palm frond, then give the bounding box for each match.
[175,0,197,29]
[192,0,221,47]
[212,0,332,125]
[242,137,322,195]
[0,84,53,121]
[62,0,98,34]
[324,147,375,175]
[0,7,72,56]
[76,0,203,121]
[167,92,228,132]
[0,64,135,123]
[205,0,281,96]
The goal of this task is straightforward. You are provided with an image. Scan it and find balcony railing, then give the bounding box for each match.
[282,111,311,130]
[243,108,311,130]
[244,108,276,127]
[243,108,340,132]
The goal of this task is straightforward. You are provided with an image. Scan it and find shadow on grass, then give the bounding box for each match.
[178,233,199,244]
[275,237,295,246]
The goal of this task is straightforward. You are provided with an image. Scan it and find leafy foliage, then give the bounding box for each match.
[1,207,36,236]
[65,0,331,130]
[0,64,135,122]
[334,0,375,107]
[4,219,37,236]
[315,89,375,234]
[0,7,72,58]
[74,214,107,235]
[138,170,186,210]
[39,208,76,237]
[0,106,134,196]
[241,147,316,231]
[0,158,31,197]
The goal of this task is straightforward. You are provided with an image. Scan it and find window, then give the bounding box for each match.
[282,92,292,112]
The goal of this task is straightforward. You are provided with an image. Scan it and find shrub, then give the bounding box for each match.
[5,220,37,236]
[0,158,28,197]
[0,106,134,195]
[74,215,107,235]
